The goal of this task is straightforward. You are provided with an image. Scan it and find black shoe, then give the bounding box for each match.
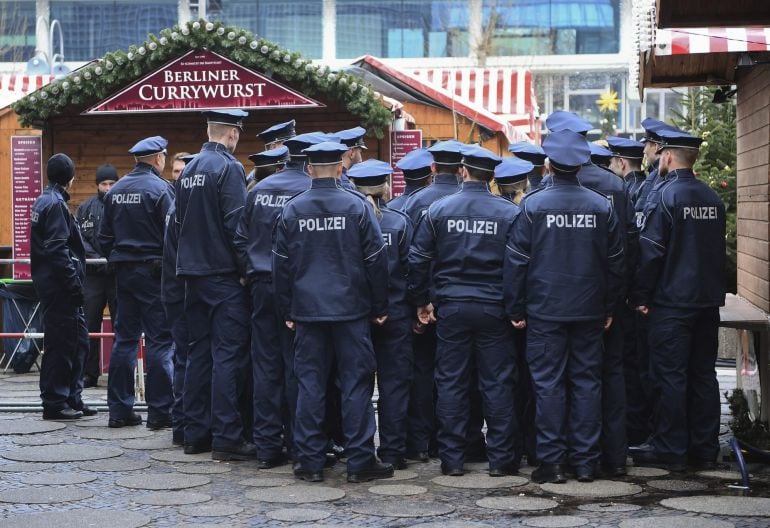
[146,416,173,430]
[74,404,98,416]
[43,407,83,420]
[212,442,256,461]
[324,453,338,468]
[489,463,519,477]
[632,447,686,473]
[172,431,185,446]
[406,451,430,462]
[382,457,408,470]
[294,466,324,482]
[347,462,395,483]
[108,412,142,428]
[257,454,289,469]
[575,465,595,482]
[600,464,627,478]
[440,463,464,476]
[532,464,567,484]
[82,375,99,388]
[326,442,345,459]
[184,441,212,454]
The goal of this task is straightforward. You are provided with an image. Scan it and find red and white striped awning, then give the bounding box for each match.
[0,74,55,108]
[656,27,770,56]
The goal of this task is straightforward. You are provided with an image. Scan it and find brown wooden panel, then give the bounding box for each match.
[736,286,770,313]
[737,201,770,221]
[737,218,770,240]
[657,0,770,28]
[737,165,770,187]
[738,251,770,281]
[738,234,769,260]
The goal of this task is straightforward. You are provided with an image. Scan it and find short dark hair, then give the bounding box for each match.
[465,166,494,182]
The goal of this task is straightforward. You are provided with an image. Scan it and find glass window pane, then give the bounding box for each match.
[0,1,36,62]
[645,92,661,121]
[568,93,602,129]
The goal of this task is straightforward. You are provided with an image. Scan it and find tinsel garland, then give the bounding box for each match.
[12,19,391,136]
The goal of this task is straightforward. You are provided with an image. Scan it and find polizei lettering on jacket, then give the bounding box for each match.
[682,206,718,220]
[382,232,393,246]
[546,214,597,228]
[112,193,142,205]
[298,216,346,232]
[255,194,290,208]
[446,219,498,235]
[180,174,206,189]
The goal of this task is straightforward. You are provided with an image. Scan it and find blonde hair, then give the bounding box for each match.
[498,181,528,205]
[355,183,389,218]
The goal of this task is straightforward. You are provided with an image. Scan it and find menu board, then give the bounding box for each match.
[11,136,43,280]
[390,130,422,197]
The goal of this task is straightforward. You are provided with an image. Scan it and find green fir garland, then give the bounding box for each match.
[12,19,392,136]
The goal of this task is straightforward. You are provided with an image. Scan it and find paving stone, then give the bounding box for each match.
[0,383,43,391]
[432,474,528,489]
[0,487,93,503]
[116,473,211,490]
[389,470,419,481]
[0,462,54,472]
[121,437,177,450]
[368,484,427,496]
[660,495,770,516]
[177,464,232,475]
[519,466,535,475]
[0,391,42,398]
[151,450,213,463]
[351,501,455,517]
[0,509,150,528]
[647,479,708,492]
[12,435,64,446]
[464,462,491,471]
[71,417,114,427]
[626,466,670,477]
[2,444,123,462]
[76,457,150,472]
[77,428,155,440]
[239,477,295,487]
[179,504,244,517]
[265,508,331,522]
[245,485,344,503]
[522,516,589,527]
[697,470,747,480]
[541,479,643,498]
[577,502,642,512]
[2,376,40,383]
[476,496,558,511]
[620,516,735,528]
[19,472,98,485]
[410,522,493,528]
[259,463,294,474]
[0,419,66,435]
[133,491,212,506]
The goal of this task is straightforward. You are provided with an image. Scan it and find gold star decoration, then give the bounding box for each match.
[596,90,620,112]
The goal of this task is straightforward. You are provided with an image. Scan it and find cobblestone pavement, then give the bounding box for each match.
[0,369,768,527]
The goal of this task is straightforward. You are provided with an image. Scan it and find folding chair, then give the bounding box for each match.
[0,280,43,373]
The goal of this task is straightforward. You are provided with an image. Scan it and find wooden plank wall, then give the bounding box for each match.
[736,64,770,312]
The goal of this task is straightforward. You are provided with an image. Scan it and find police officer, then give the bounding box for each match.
[76,163,117,388]
[410,145,519,476]
[248,120,296,185]
[349,159,414,470]
[175,110,254,461]
[504,130,624,484]
[335,126,367,190]
[607,136,646,205]
[170,152,191,181]
[99,137,174,430]
[494,157,533,205]
[402,140,462,224]
[636,118,680,209]
[387,148,434,211]
[589,142,614,169]
[508,142,548,189]
[31,154,94,420]
[273,141,393,483]
[247,145,289,190]
[631,129,725,472]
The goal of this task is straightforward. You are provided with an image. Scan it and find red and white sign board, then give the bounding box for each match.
[11,136,43,280]
[390,130,422,198]
[86,48,322,114]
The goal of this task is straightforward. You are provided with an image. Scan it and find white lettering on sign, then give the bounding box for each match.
[546,214,597,228]
[446,219,499,235]
[682,206,718,220]
[255,194,290,208]
[112,193,142,205]
[180,174,206,189]
[382,232,393,246]
[298,216,346,232]
[163,69,241,83]
[139,82,266,101]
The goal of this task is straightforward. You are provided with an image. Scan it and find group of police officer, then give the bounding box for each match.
[29,106,726,484]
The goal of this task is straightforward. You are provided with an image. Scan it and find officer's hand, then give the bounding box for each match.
[373,315,388,326]
[417,304,435,325]
[285,320,295,331]
[412,321,426,334]
[604,316,613,331]
[239,277,248,287]
[511,320,526,329]
[636,305,649,316]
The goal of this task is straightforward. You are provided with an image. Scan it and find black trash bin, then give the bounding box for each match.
[0,281,43,373]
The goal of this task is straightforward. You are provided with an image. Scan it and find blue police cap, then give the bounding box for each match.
[302,141,349,165]
[179,154,196,164]
[335,126,367,149]
[640,118,679,144]
[248,145,290,167]
[203,109,248,130]
[257,120,296,145]
[348,159,393,186]
[546,110,593,135]
[128,136,168,157]
[494,157,534,184]
[589,142,614,165]
[542,130,591,172]
[460,145,502,172]
[655,128,703,151]
[508,142,547,166]
[396,148,433,180]
[284,132,330,156]
[606,136,644,159]
[428,140,464,165]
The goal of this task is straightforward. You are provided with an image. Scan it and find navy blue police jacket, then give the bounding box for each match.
[374,200,413,320]
[409,181,519,307]
[504,176,625,321]
[161,205,184,306]
[624,170,647,206]
[76,193,109,272]
[98,162,173,263]
[340,167,356,191]
[635,160,659,211]
[30,183,86,299]
[387,183,422,212]
[174,142,246,277]
[402,173,460,225]
[632,168,726,308]
[234,161,311,279]
[272,178,389,322]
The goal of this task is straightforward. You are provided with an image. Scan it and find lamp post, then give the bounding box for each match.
[25,15,70,77]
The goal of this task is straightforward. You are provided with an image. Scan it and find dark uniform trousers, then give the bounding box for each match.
[108,262,173,421]
[184,274,250,449]
[513,327,537,464]
[407,326,437,455]
[435,302,517,470]
[527,316,603,467]
[82,271,116,380]
[625,309,654,445]
[372,316,414,463]
[294,318,377,473]
[250,278,298,460]
[648,305,721,463]
[164,301,188,439]
[40,295,88,411]
[601,309,627,467]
